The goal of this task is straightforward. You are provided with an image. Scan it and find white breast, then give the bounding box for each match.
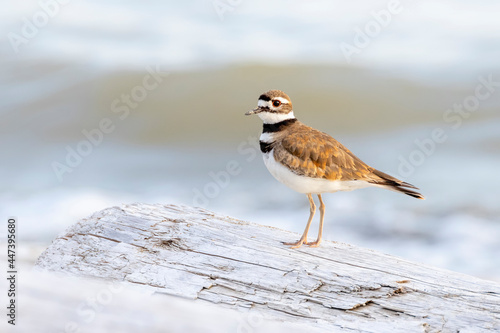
[259,132,275,143]
[262,149,372,194]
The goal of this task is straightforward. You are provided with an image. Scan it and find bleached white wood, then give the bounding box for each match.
[8,270,312,333]
[35,203,500,332]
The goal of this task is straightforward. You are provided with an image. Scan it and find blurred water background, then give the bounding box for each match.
[1,0,499,281]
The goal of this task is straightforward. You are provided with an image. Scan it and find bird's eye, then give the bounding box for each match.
[272,100,281,107]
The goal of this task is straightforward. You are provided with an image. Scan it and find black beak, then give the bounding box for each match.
[245,106,265,115]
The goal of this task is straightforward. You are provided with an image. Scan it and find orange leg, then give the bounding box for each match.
[283,194,316,249]
[305,194,325,247]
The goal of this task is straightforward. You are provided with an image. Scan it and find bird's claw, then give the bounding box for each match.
[282,239,305,249]
[304,240,321,247]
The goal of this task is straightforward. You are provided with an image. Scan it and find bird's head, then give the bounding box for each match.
[245,90,295,124]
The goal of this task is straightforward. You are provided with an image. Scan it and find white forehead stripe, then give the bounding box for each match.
[258,97,290,106]
[274,97,290,103]
[258,100,270,107]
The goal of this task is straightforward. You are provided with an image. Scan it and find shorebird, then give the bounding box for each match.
[245,90,424,249]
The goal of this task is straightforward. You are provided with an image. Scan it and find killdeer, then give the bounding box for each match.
[245,90,424,249]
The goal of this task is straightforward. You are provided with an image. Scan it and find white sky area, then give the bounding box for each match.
[1,0,500,82]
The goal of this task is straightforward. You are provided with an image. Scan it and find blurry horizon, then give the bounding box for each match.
[1,0,499,281]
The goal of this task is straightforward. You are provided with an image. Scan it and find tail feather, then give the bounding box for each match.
[370,169,425,200]
[387,186,425,200]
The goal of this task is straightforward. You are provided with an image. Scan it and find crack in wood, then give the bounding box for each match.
[35,203,500,332]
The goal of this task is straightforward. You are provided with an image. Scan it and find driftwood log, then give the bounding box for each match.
[36,203,500,332]
[15,270,311,333]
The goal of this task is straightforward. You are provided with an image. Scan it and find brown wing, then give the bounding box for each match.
[273,121,425,199]
[273,122,375,181]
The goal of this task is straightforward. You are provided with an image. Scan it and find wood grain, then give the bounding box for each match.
[36,203,500,332]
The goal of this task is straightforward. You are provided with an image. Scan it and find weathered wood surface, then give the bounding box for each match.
[36,203,500,332]
[10,270,309,333]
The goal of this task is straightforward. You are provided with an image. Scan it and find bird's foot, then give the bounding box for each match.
[282,239,305,249]
[304,239,321,247]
